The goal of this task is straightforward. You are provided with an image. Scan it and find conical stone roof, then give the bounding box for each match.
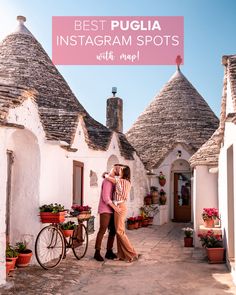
[126,69,219,169]
[0,17,134,159]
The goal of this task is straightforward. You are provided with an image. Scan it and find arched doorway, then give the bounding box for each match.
[171,159,191,222]
[6,129,40,246]
[107,155,119,172]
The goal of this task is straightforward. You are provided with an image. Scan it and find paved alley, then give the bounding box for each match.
[1,223,236,295]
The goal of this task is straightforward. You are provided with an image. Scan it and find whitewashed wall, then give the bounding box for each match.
[152,144,192,221]
[192,166,218,247]
[0,129,7,285]
[218,121,236,281]
[0,98,148,284]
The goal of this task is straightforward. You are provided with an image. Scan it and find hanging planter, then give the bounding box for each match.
[159,189,167,205]
[158,172,166,187]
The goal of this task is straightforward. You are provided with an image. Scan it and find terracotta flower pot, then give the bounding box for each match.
[127,223,135,230]
[142,219,149,227]
[159,178,166,187]
[159,195,167,205]
[6,260,14,275]
[62,229,74,237]
[16,251,33,267]
[207,247,224,263]
[184,237,193,247]
[204,218,214,228]
[151,191,159,204]
[6,257,18,270]
[134,221,139,229]
[40,211,66,223]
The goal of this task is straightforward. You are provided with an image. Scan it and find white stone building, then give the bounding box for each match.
[0,17,148,284]
[190,54,236,281]
[126,66,219,225]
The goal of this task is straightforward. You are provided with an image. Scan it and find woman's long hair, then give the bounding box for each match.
[121,166,131,182]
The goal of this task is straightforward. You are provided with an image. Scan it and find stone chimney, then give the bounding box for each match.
[106,87,123,133]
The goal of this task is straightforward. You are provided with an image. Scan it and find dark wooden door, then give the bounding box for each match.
[174,172,191,222]
[73,161,84,205]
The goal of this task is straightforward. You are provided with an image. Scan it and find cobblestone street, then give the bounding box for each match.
[1,223,236,295]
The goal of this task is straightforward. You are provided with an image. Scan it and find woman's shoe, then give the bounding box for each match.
[105,250,117,260]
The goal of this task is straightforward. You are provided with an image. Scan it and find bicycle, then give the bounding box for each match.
[35,214,89,270]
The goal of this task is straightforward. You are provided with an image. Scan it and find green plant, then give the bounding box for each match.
[182,227,194,237]
[39,203,65,213]
[15,241,32,254]
[198,230,223,248]
[158,172,166,180]
[6,244,18,258]
[60,221,76,230]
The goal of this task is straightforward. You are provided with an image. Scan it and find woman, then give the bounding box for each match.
[106,166,138,262]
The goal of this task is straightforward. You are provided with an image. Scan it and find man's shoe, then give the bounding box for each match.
[94,250,104,262]
[105,250,117,260]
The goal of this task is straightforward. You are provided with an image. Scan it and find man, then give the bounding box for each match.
[94,165,121,261]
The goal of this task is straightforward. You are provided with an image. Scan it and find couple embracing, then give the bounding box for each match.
[94,164,138,263]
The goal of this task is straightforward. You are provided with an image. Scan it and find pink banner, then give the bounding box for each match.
[52,16,184,65]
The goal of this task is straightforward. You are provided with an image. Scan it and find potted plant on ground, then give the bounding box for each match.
[158,171,166,186]
[6,260,14,276]
[202,208,220,228]
[6,244,18,271]
[159,189,167,205]
[127,217,136,230]
[198,230,224,263]
[182,227,194,247]
[60,221,77,237]
[137,215,143,228]
[15,241,33,267]
[140,205,159,226]
[39,203,66,223]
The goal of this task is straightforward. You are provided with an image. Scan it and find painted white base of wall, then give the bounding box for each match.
[153,205,168,225]
[0,233,6,285]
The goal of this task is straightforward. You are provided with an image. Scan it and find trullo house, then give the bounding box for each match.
[126,65,219,224]
[0,16,148,284]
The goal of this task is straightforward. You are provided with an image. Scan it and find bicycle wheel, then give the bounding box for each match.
[35,225,65,269]
[72,223,88,260]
